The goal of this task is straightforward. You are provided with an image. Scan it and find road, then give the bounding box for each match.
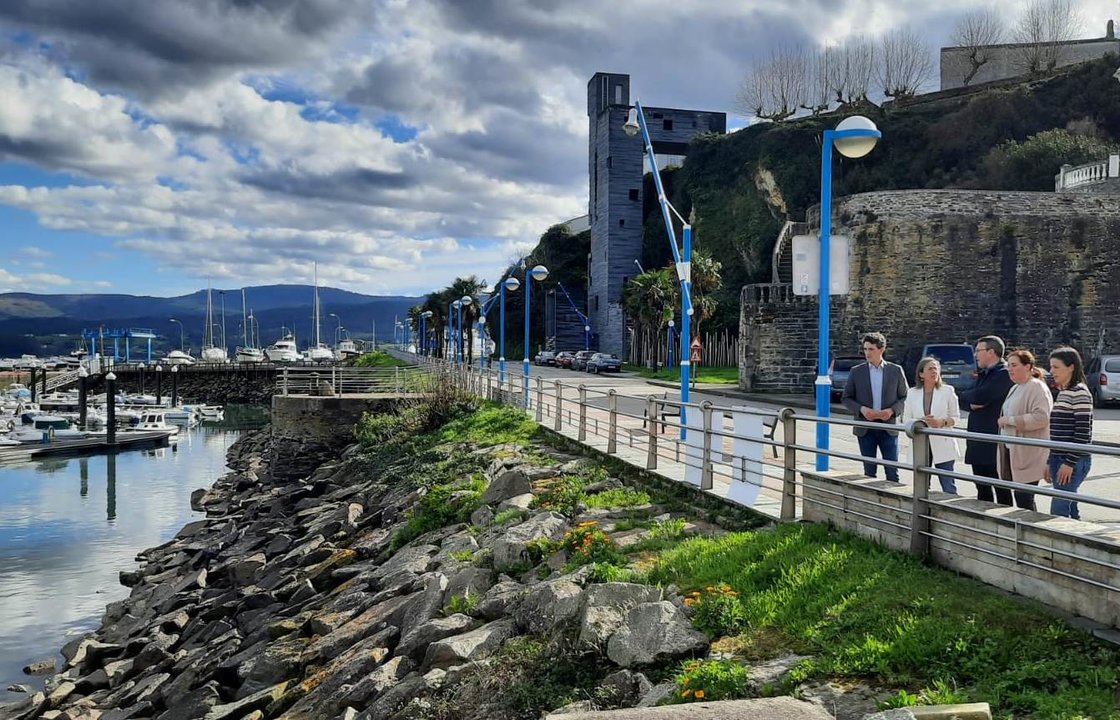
[515,362,1120,523]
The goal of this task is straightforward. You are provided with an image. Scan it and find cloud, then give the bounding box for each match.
[18,246,53,258]
[0,267,72,292]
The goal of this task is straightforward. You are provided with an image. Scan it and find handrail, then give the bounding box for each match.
[1055,154,1119,191]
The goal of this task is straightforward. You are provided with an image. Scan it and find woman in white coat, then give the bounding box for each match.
[902,357,962,493]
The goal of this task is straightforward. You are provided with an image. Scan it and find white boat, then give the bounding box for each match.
[123,410,179,436]
[236,290,265,363]
[8,416,85,444]
[200,281,229,363]
[165,350,195,366]
[306,263,335,364]
[185,404,224,420]
[265,330,301,363]
[5,383,31,400]
[164,407,200,425]
[336,333,360,361]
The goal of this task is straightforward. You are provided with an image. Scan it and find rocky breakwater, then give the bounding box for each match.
[0,427,734,720]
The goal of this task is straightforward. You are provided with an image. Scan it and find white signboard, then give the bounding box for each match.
[728,407,764,506]
[792,234,850,296]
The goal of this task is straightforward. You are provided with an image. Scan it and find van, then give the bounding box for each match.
[903,343,977,395]
[1087,355,1120,407]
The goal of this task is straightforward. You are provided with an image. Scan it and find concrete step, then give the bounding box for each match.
[544,697,833,720]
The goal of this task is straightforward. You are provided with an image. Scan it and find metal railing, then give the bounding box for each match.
[413,353,1120,626]
[277,366,432,396]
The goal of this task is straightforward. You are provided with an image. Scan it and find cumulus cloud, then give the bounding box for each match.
[0,267,73,292]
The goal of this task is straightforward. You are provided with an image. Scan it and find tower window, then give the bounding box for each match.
[618,219,625,227]
[629,189,639,201]
[663,119,673,131]
[614,85,623,104]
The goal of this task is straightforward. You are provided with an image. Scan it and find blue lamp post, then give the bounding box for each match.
[815,115,881,471]
[667,319,675,370]
[459,295,473,364]
[624,101,693,438]
[522,264,549,408]
[420,311,433,357]
[448,300,459,360]
[500,276,520,385]
[477,316,487,370]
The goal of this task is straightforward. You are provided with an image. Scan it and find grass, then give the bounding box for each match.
[426,403,540,447]
[643,523,1120,719]
[627,365,739,384]
[582,487,651,509]
[353,351,411,367]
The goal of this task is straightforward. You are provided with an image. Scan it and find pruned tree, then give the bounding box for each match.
[950,8,1006,85]
[737,46,808,121]
[831,36,876,105]
[801,45,836,115]
[877,27,934,99]
[1012,0,1081,76]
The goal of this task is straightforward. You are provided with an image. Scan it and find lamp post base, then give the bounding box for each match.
[814,375,831,471]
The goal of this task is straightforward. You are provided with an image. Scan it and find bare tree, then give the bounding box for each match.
[878,27,934,98]
[737,46,808,121]
[831,36,876,104]
[949,8,1005,85]
[1012,0,1081,75]
[801,45,836,115]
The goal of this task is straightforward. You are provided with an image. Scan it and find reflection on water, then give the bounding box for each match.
[0,405,268,697]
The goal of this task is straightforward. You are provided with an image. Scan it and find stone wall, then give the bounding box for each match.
[939,37,1120,90]
[86,368,277,405]
[739,190,1120,392]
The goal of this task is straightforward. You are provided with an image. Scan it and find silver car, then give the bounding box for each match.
[1088,355,1120,406]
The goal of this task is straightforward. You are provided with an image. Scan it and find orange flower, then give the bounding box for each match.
[695,690,705,699]
[681,689,692,698]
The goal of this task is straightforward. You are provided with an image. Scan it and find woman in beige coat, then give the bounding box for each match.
[996,349,1053,510]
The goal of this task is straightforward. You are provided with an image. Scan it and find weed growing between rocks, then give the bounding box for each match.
[582,487,650,509]
[390,474,487,551]
[671,658,749,703]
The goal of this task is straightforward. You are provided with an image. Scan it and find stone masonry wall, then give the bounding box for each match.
[740,190,1120,392]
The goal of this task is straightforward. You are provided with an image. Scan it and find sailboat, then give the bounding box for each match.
[200,281,229,363]
[235,289,264,363]
[306,264,334,364]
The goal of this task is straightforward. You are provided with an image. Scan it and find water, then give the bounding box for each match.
[0,406,269,697]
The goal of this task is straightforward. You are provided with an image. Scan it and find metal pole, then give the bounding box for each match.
[607,390,617,454]
[909,420,932,556]
[701,401,714,490]
[156,370,162,405]
[105,373,117,448]
[816,131,835,471]
[780,407,798,521]
[171,369,179,407]
[680,225,692,441]
[29,368,36,402]
[523,267,531,409]
[553,380,562,431]
[500,283,507,386]
[646,396,658,469]
[578,384,587,441]
[78,374,88,430]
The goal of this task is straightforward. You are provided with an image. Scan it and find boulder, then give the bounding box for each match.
[543,697,835,719]
[396,615,481,661]
[514,579,584,635]
[474,580,528,620]
[489,512,568,570]
[597,670,652,708]
[469,506,494,527]
[231,554,267,586]
[578,583,664,649]
[496,494,535,512]
[481,468,531,504]
[443,567,494,606]
[605,602,709,667]
[745,654,812,694]
[422,619,519,670]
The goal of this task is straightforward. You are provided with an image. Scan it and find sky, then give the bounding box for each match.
[0,0,1116,298]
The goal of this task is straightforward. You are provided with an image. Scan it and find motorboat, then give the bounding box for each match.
[236,290,265,363]
[336,334,360,361]
[4,383,31,400]
[200,281,229,363]
[123,410,179,436]
[236,346,265,363]
[185,404,224,420]
[165,350,195,366]
[164,407,200,425]
[8,415,85,444]
[265,331,300,363]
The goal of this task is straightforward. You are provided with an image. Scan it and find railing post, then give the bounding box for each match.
[646,396,658,470]
[577,384,587,441]
[535,377,543,422]
[607,390,617,454]
[780,407,798,520]
[282,366,289,396]
[701,401,714,490]
[909,420,932,557]
[552,380,562,430]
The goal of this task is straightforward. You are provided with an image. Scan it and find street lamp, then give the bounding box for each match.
[328,313,343,346]
[448,300,459,359]
[477,315,487,370]
[499,276,520,385]
[459,295,473,364]
[624,101,694,438]
[523,264,548,408]
[667,319,675,370]
[420,311,433,356]
[169,318,184,352]
[815,115,881,471]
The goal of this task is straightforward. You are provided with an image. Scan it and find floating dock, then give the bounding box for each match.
[0,431,174,464]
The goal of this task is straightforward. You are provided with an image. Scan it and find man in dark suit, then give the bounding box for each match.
[960,335,1013,503]
[841,332,909,481]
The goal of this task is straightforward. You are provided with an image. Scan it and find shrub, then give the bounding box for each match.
[390,474,487,551]
[685,584,748,638]
[533,475,588,515]
[673,658,749,703]
[445,591,480,615]
[560,522,625,568]
[493,508,529,525]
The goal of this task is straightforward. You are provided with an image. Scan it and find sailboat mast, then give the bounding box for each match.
[205,281,213,347]
[314,263,321,346]
[242,289,248,346]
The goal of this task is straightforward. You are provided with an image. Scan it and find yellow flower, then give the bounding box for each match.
[695,690,705,699]
[706,586,714,592]
[681,689,692,697]
[681,678,689,686]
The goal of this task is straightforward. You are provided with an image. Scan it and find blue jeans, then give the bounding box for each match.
[1049,455,1092,520]
[934,460,957,494]
[858,429,900,482]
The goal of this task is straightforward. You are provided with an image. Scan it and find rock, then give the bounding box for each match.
[22,659,56,676]
[544,697,835,718]
[798,681,898,720]
[578,582,665,648]
[559,458,597,474]
[233,635,306,699]
[274,631,396,720]
[370,545,438,580]
[155,681,222,720]
[548,701,596,715]
[190,489,207,511]
[746,654,812,694]
[5,684,32,694]
[231,554,267,586]
[306,592,412,662]
[481,468,531,504]
[474,581,527,620]
[440,533,478,556]
[513,579,584,635]
[120,672,170,706]
[636,681,676,707]
[423,618,519,670]
[354,672,430,720]
[489,512,568,570]
[202,681,287,720]
[597,670,652,708]
[75,669,110,693]
[443,567,494,606]
[861,711,916,720]
[496,493,535,512]
[469,506,494,527]
[582,478,623,494]
[335,656,413,709]
[102,660,134,688]
[605,602,709,668]
[397,614,481,660]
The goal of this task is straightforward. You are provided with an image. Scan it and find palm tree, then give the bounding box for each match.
[623,268,676,367]
[689,250,723,339]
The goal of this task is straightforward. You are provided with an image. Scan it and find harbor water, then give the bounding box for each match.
[0,406,268,697]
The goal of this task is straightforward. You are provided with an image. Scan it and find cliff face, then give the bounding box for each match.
[739,190,1120,392]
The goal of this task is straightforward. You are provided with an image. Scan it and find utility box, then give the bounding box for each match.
[792,234,850,296]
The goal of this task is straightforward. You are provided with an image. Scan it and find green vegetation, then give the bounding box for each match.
[389,473,487,551]
[492,508,530,525]
[628,365,739,384]
[672,658,749,703]
[582,487,650,509]
[353,351,410,367]
[444,591,480,616]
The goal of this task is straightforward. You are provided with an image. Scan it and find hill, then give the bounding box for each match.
[0,285,423,357]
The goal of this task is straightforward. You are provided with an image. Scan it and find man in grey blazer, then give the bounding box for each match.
[841,332,909,481]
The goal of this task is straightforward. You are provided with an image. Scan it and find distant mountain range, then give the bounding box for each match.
[0,285,424,357]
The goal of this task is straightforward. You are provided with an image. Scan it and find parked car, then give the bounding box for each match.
[902,343,977,395]
[586,353,622,373]
[533,350,557,366]
[1087,354,1120,406]
[555,351,575,369]
[572,350,596,371]
[829,356,864,401]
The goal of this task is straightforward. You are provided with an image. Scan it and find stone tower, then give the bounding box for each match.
[586,72,726,355]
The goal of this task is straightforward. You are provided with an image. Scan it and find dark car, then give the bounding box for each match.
[586,353,622,373]
[903,343,977,394]
[555,351,575,369]
[533,350,557,366]
[829,356,864,401]
[572,350,596,371]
